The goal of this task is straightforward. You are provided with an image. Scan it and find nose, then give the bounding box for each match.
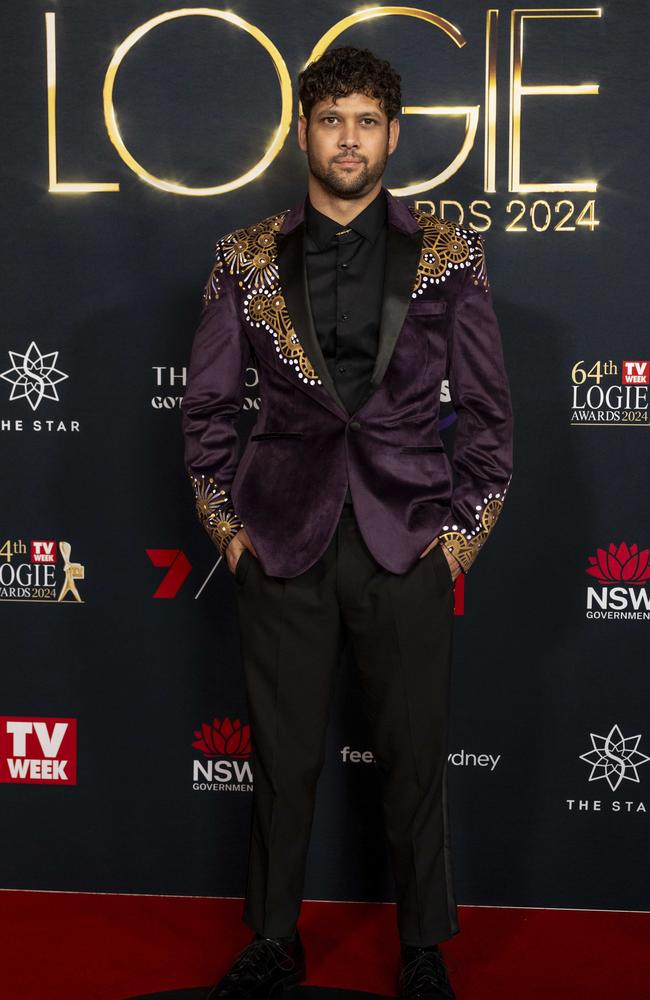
[339,130,361,152]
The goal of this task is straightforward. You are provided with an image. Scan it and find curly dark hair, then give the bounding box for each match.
[298,46,402,125]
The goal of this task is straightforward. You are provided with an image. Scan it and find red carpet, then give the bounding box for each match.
[2,890,648,999]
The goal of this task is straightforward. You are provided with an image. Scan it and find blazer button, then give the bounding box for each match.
[350,420,362,430]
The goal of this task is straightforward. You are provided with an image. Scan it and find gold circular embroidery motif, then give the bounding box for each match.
[409,210,489,296]
[439,484,509,573]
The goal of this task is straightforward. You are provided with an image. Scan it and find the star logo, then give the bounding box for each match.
[0,341,68,410]
[580,724,649,791]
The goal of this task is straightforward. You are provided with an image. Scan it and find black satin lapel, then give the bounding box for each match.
[276,224,348,414]
[370,225,424,390]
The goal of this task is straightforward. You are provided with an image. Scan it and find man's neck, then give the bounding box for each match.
[306,178,384,226]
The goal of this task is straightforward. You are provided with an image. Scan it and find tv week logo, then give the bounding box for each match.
[0,717,77,784]
[31,540,57,564]
[622,361,649,385]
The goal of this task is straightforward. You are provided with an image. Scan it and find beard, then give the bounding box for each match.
[306,140,389,199]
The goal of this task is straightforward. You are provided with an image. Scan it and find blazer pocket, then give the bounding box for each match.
[400,445,445,454]
[234,546,251,584]
[250,431,303,440]
[408,299,448,316]
[432,540,455,591]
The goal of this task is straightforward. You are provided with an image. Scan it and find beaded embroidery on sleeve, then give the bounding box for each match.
[190,471,244,558]
[438,480,511,574]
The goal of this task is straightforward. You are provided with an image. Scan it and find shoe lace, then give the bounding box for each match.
[229,936,296,982]
[399,949,453,996]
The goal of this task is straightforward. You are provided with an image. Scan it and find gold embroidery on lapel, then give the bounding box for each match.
[409,211,490,295]
[215,212,322,387]
[246,290,320,383]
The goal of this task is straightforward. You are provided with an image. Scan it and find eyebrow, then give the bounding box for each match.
[318,109,382,117]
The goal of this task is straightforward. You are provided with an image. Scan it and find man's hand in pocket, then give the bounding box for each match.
[225,530,257,575]
[419,537,462,582]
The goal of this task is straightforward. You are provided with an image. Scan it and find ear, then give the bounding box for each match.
[388,115,400,155]
[297,114,308,152]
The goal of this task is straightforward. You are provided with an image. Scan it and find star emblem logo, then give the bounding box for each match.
[579,724,650,791]
[0,340,68,410]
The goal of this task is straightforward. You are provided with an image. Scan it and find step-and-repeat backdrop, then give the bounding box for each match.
[1,3,648,915]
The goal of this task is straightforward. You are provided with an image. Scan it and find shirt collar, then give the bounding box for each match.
[305,186,387,250]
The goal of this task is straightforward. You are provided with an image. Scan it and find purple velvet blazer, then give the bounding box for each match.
[181,184,513,578]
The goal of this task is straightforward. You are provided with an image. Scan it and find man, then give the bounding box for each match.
[182,45,513,1000]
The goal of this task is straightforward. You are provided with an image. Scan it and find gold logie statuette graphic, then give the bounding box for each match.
[44,6,601,197]
[57,541,85,603]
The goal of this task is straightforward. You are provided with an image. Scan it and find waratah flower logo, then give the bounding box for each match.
[585,541,650,585]
[192,717,251,758]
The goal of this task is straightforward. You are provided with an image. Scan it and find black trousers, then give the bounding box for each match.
[234,502,458,946]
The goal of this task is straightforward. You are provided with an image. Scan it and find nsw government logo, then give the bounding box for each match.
[192,716,253,793]
[585,541,650,620]
[566,724,647,815]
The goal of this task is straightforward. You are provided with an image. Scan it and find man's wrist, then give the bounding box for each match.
[438,537,464,576]
[218,523,244,558]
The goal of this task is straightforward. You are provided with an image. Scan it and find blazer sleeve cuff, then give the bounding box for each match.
[189,471,244,557]
[436,477,511,574]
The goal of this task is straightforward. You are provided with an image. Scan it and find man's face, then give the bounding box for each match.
[298,91,399,200]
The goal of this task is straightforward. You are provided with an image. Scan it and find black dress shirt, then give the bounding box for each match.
[304,186,388,503]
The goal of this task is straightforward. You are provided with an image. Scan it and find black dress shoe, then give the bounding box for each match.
[397,943,456,999]
[205,930,305,999]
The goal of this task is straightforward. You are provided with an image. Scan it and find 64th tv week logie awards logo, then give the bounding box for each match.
[570,358,648,425]
[0,538,85,603]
